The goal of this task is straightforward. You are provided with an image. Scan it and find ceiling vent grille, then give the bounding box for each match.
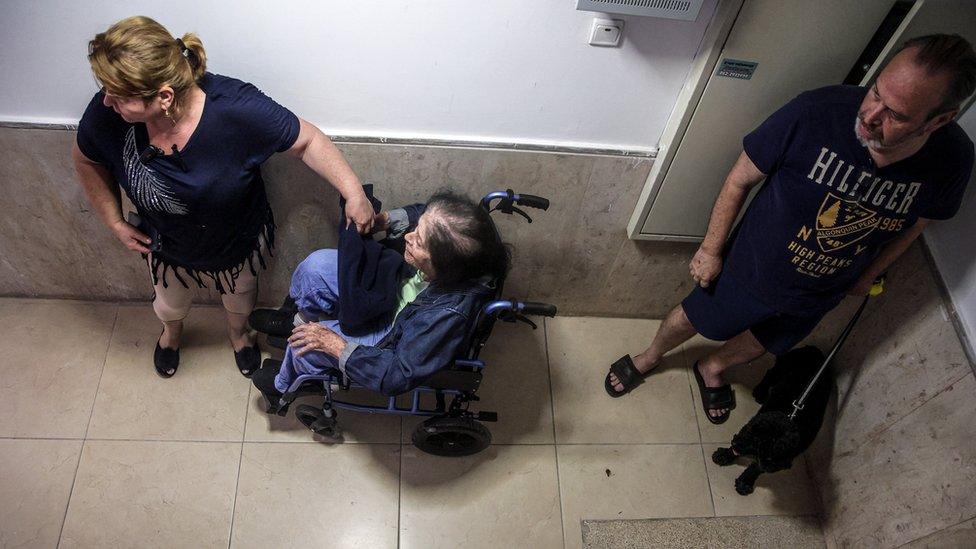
[576,0,704,21]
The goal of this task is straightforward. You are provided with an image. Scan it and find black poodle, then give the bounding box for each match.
[711,345,832,495]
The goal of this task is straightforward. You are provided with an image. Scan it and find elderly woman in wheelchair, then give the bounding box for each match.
[249,189,554,455]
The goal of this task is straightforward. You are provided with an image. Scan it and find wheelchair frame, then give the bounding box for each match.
[270,189,556,456]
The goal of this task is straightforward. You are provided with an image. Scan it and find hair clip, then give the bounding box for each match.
[175,38,189,58]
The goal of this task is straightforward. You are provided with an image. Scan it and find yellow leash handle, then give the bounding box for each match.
[869,276,886,297]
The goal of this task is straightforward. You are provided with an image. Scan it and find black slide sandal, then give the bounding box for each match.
[234,342,261,378]
[692,360,736,424]
[605,355,653,398]
[154,332,179,378]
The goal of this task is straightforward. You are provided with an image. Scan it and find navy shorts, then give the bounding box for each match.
[681,272,828,356]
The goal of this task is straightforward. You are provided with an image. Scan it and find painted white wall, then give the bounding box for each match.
[0,0,717,152]
[927,106,976,354]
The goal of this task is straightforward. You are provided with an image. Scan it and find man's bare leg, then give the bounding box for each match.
[697,330,766,418]
[609,304,698,392]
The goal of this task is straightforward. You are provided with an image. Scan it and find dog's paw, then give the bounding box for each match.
[712,447,736,466]
[735,478,755,496]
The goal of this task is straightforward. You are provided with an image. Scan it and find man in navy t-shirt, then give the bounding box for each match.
[606,34,975,423]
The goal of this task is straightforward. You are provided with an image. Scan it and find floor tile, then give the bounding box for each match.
[60,440,239,548]
[231,442,399,548]
[547,316,698,444]
[402,320,554,445]
[0,299,116,437]
[0,438,83,548]
[87,306,251,441]
[400,445,562,549]
[703,443,820,517]
[680,335,771,444]
[557,444,714,549]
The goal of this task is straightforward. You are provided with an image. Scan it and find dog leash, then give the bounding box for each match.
[788,276,885,421]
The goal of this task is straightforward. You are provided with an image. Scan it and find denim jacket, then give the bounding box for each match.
[338,279,495,396]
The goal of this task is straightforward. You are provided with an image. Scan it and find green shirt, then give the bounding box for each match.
[395,270,429,319]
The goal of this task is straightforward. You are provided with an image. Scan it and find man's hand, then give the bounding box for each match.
[689,247,723,288]
[111,219,152,254]
[344,194,375,234]
[288,323,348,357]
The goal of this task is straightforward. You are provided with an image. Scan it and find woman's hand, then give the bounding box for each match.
[288,323,348,357]
[689,246,723,288]
[345,193,376,234]
[111,219,152,254]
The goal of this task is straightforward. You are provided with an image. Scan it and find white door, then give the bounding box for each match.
[631,0,895,241]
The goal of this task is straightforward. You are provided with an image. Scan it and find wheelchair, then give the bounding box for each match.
[257,189,557,457]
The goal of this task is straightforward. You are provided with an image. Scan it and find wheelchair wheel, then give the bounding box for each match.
[412,416,491,457]
[295,404,341,439]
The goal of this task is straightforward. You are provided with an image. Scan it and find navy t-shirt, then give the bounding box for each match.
[726,85,973,314]
[77,73,300,289]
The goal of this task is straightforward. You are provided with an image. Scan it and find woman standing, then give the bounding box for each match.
[72,16,375,378]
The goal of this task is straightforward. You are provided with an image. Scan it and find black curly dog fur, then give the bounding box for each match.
[711,345,832,496]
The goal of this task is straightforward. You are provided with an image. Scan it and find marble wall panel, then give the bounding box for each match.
[1,127,696,317]
[799,243,975,548]
[901,517,976,548]
[803,244,971,460]
[818,373,976,548]
[0,128,148,300]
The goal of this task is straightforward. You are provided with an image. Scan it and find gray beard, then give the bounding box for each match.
[854,119,884,149]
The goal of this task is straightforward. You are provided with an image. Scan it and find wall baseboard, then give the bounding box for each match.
[0,120,656,158]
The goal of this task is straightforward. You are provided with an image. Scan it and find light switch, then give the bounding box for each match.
[589,18,623,47]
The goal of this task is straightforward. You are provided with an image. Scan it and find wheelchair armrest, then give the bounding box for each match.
[484,300,557,318]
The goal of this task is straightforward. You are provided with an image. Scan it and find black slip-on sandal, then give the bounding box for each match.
[605,355,654,398]
[692,360,736,424]
[154,333,180,378]
[234,342,261,378]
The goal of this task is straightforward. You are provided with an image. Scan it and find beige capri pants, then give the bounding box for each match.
[148,236,268,322]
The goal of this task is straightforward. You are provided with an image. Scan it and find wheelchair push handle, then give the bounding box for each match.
[518,301,557,317]
[480,190,551,213]
[515,194,549,210]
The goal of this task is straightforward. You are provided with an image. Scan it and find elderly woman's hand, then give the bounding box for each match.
[288,323,348,357]
[374,211,391,232]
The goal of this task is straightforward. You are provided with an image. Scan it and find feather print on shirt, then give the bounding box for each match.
[122,127,188,215]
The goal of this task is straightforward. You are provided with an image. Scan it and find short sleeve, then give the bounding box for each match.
[921,139,974,220]
[742,92,808,175]
[76,92,114,165]
[232,82,301,164]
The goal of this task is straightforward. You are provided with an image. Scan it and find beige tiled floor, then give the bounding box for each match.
[0,298,822,548]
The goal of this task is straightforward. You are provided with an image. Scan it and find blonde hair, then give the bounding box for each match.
[88,16,207,119]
